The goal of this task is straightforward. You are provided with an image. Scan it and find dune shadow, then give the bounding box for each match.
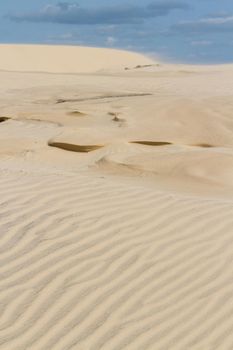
[0,117,10,123]
[56,93,152,104]
[48,141,103,153]
[131,141,172,146]
[67,111,86,117]
[131,141,216,148]
[192,143,214,148]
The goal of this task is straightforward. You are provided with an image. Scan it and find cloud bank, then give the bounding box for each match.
[8,1,189,25]
[173,16,233,33]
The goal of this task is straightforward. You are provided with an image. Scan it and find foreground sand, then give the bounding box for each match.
[0,45,233,349]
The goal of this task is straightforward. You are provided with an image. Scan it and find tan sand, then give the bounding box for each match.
[0,44,154,73]
[0,44,233,349]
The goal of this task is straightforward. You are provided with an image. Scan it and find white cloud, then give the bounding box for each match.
[106,36,117,46]
[173,16,233,33]
[191,40,213,46]
[8,1,189,25]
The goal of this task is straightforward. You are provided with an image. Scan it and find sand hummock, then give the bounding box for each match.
[0,44,233,349]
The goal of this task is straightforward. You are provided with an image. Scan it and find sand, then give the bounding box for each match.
[0,44,233,349]
[0,44,153,73]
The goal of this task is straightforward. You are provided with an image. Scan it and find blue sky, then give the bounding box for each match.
[0,0,233,63]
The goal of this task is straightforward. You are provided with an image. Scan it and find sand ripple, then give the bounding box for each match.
[0,171,232,349]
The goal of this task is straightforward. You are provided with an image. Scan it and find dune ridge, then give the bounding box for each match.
[0,44,154,74]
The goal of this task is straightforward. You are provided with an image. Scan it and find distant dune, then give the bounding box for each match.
[0,44,154,73]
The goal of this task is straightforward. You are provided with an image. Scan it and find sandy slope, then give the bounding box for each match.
[0,44,154,73]
[0,45,233,349]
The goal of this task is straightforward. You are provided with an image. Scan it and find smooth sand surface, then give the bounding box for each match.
[0,44,154,73]
[0,45,233,349]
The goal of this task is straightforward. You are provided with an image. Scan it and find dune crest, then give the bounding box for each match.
[96,150,233,197]
[0,44,154,73]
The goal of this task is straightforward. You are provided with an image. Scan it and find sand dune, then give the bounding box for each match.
[96,149,233,198]
[0,45,233,349]
[0,44,154,74]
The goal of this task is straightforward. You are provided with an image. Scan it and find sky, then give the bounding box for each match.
[0,0,233,63]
